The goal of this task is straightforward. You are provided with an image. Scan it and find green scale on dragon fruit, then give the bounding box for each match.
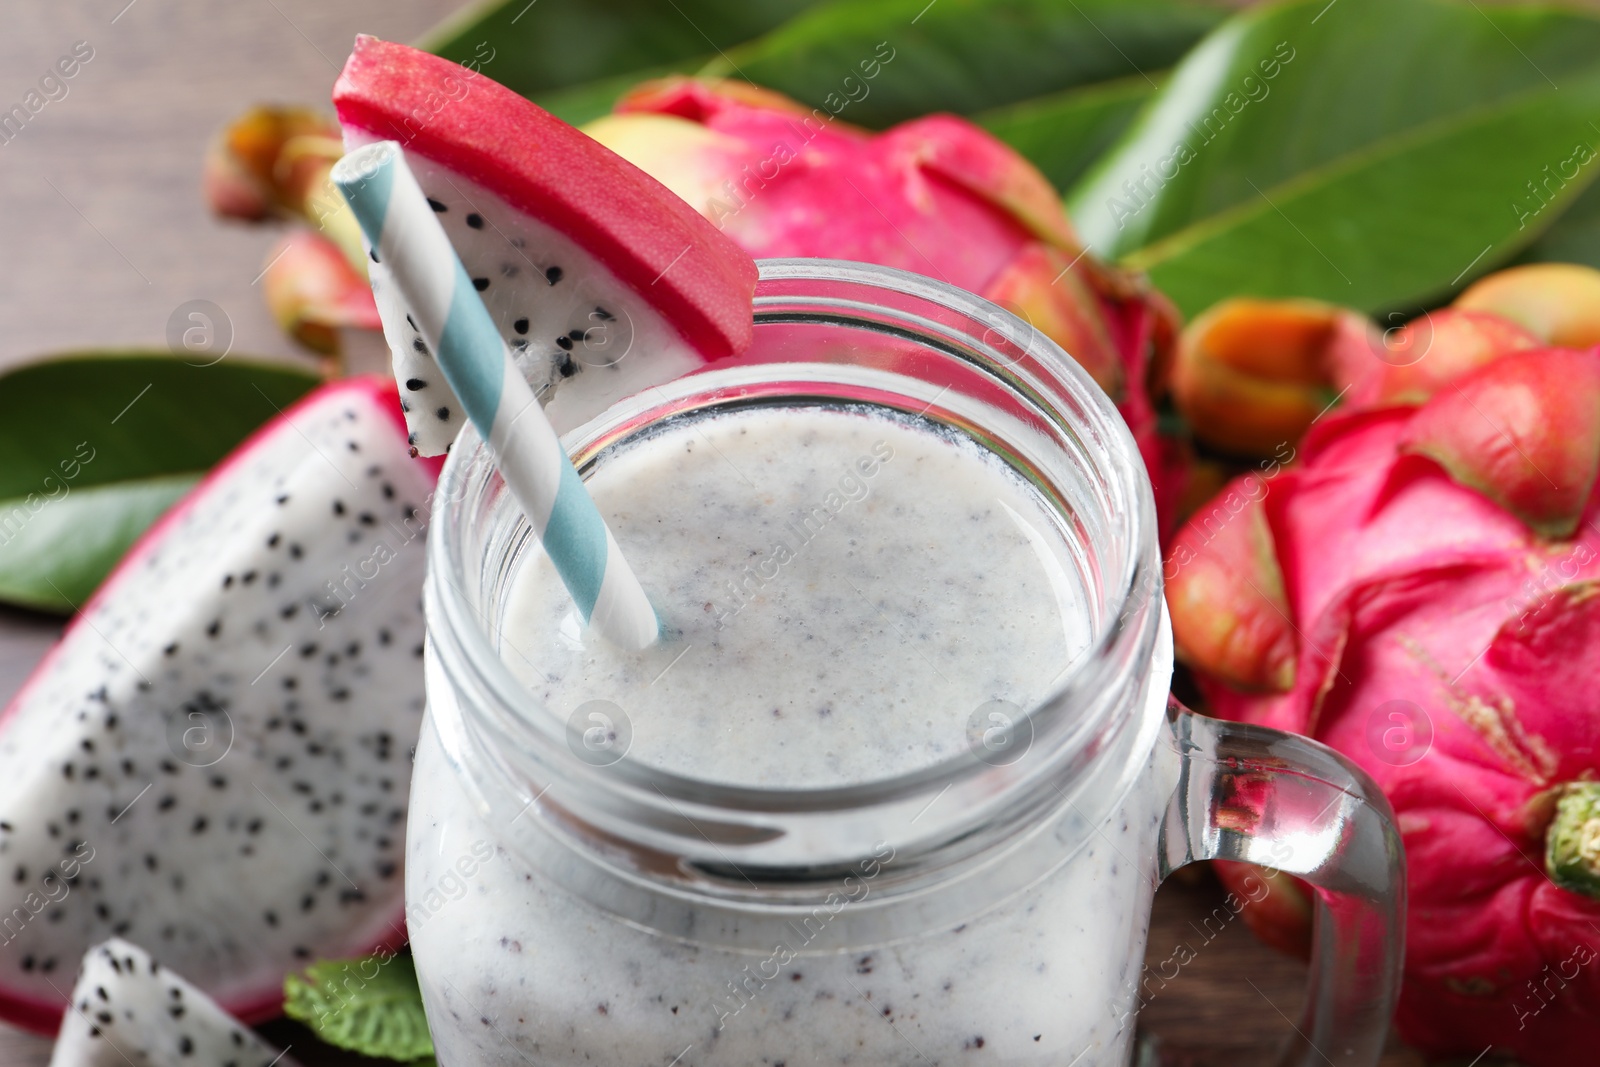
[333,36,758,458]
[51,939,298,1067]
[0,377,437,1033]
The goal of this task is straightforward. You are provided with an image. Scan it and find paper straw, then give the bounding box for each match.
[332,140,659,650]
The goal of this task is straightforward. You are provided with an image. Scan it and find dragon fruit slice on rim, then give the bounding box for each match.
[332,36,759,458]
[0,377,434,1033]
[50,939,298,1067]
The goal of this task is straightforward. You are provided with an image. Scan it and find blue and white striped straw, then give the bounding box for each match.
[333,140,659,650]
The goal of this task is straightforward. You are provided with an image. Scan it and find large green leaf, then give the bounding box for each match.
[1067,0,1600,317]
[536,62,696,126]
[1519,176,1600,270]
[704,0,1226,129]
[0,353,319,613]
[419,0,816,101]
[976,75,1156,194]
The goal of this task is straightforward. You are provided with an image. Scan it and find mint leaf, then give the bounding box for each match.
[283,952,434,1062]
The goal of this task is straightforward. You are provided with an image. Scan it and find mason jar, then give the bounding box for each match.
[409,260,1404,1066]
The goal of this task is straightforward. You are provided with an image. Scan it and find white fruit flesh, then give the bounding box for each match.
[347,131,704,457]
[50,939,296,1067]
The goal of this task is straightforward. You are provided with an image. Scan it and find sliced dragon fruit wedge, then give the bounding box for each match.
[50,939,297,1067]
[0,377,434,1033]
[333,35,759,456]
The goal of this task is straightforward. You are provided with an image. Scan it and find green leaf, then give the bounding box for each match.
[418,0,817,101]
[1518,176,1600,270]
[976,75,1156,194]
[0,476,198,613]
[536,62,696,127]
[284,953,434,1063]
[0,352,319,613]
[1066,0,1600,318]
[704,0,1226,129]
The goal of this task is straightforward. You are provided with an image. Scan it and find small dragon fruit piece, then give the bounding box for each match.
[0,377,434,1033]
[1400,347,1600,538]
[49,939,297,1067]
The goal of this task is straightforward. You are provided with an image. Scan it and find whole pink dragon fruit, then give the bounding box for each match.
[1166,264,1600,1065]
[584,78,1187,528]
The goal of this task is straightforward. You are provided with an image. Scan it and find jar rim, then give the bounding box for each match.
[425,258,1161,837]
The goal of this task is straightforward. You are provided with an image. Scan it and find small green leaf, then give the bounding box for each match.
[418,0,816,101]
[1067,0,1600,317]
[284,953,434,1063]
[976,75,1157,194]
[0,352,319,612]
[706,0,1225,129]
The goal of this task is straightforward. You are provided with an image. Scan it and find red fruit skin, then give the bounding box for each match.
[1175,374,1600,1062]
[333,37,757,363]
[0,377,435,1032]
[1345,309,1542,408]
[1400,347,1600,539]
[1166,476,1297,691]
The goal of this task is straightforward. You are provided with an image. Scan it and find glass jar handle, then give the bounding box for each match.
[1161,698,1406,1067]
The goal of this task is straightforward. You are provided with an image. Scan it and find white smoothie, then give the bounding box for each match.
[408,405,1173,1064]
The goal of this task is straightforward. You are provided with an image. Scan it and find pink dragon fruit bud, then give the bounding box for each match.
[1172,297,1377,456]
[261,230,381,357]
[203,106,339,220]
[1455,262,1600,348]
[1168,337,1600,1065]
[203,105,366,269]
[586,77,1186,530]
[983,243,1124,394]
[1346,308,1542,408]
[201,137,272,221]
[1400,347,1600,539]
[1165,475,1296,690]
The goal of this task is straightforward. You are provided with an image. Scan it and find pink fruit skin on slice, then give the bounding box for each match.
[0,377,435,1033]
[332,35,756,363]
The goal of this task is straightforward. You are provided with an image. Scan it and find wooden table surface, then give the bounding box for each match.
[0,1,1437,1063]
